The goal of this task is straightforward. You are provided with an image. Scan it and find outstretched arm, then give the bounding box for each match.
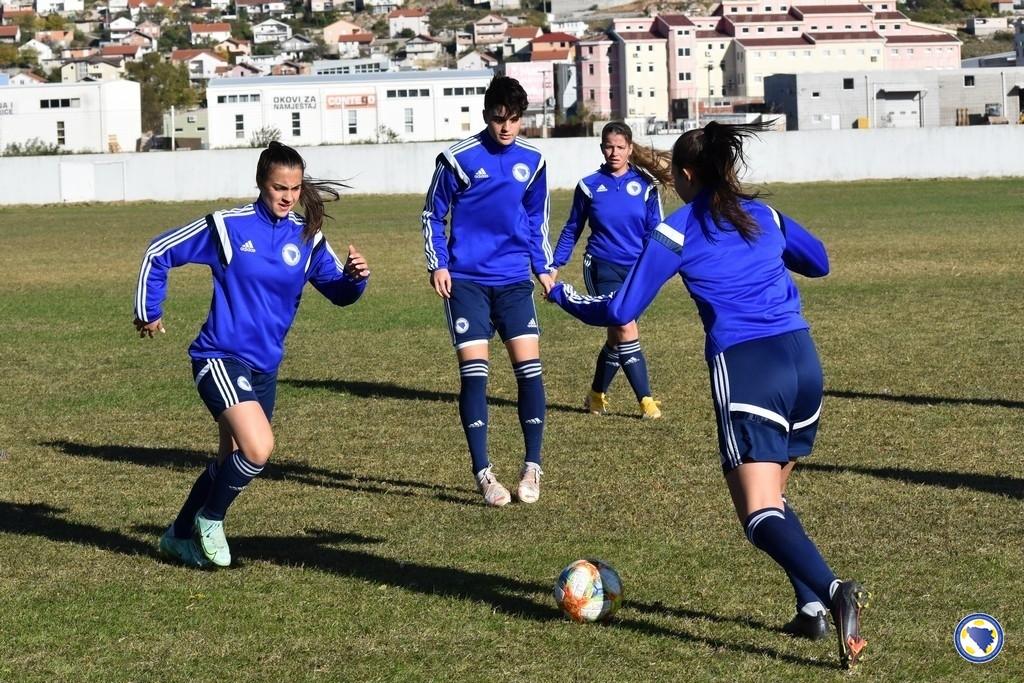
[771,208,829,277]
[548,222,684,326]
[309,240,369,306]
[551,181,591,269]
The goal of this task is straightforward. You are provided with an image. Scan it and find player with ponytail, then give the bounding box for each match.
[548,121,870,670]
[551,122,671,419]
[134,141,371,568]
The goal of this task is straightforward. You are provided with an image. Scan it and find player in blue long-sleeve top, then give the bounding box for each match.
[551,122,672,419]
[548,122,870,670]
[421,76,554,507]
[134,142,370,568]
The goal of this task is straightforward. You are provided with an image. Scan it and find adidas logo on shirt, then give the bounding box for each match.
[527,318,538,328]
[240,240,256,253]
[474,168,489,179]
[596,184,608,192]
[467,420,485,428]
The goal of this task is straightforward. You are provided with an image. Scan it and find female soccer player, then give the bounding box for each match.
[551,122,671,419]
[547,122,869,669]
[134,141,370,568]
[421,76,554,507]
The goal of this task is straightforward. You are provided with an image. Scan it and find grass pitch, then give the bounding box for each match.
[1,179,1022,682]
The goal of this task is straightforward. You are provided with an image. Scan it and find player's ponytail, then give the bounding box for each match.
[256,141,349,240]
[672,121,770,241]
[600,121,672,187]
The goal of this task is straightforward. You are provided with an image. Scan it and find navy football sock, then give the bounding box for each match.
[200,450,264,522]
[783,500,826,613]
[459,359,490,475]
[617,339,652,401]
[172,459,219,538]
[591,343,619,393]
[513,359,545,466]
[744,507,838,606]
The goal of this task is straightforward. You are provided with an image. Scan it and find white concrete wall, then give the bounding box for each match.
[1,125,1023,205]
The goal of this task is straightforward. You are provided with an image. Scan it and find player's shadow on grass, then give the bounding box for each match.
[280,378,583,414]
[826,388,1024,410]
[802,461,1024,500]
[228,531,834,669]
[43,440,478,505]
[0,501,160,559]
[1,503,834,670]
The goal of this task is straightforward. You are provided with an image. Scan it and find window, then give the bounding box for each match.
[217,95,226,103]
[648,63,654,72]
[56,120,65,146]
[609,89,615,99]
[648,44,653,51]
[291,111,300,136]
[228,95,238,103]
[637,90,643,97]
[635,63,641,72]
[628,85,634,94]
[964,75,975,87]
[404,107,413,132]
[649,88,655,97]
[842,78,854,92]
[589,88,595,100]
[678,71,692,81]
[235,114,244,139]
[252,94,260,103]
[588,63,594,75]
[587,46,593,54]
[239,94,249,103]
[443,87,452,95]
[757,27,764,33]
[348,109,357,134]
[812,91,820,98]
[870,55,878,62]
[40,98,79,109]
[187,115,197,123]
[742,27,749,33]
[678,47,690,56]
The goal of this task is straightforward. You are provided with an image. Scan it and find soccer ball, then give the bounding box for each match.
[553,559,623,623]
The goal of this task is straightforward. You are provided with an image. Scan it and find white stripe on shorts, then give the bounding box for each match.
[210,358,239,407]
[712,353,741,470]
[729,402,790,432]
[792,402,823,431]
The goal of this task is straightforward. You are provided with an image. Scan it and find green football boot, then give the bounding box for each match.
[158,526,211,569]
[193,513,231,567]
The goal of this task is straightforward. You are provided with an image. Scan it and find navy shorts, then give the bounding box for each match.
[191,356,277,422]
[708,329,822,474]
[583,253,631,297]
[444,279,540,349]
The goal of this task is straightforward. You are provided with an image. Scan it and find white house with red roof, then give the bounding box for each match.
[191,22,233,45]
[388,8,428,38]
[171,48,229,80]
[503,25,541,57]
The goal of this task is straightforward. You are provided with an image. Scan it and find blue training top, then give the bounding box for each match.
[134,199,367,373]
[549,190,829,359]
[421,130,553,286]
[552,164,663,268]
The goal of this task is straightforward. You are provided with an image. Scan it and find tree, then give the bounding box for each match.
[43,13,67,31]
[158,23,191,51]
[124,52,197,134]
[0,45,18,68]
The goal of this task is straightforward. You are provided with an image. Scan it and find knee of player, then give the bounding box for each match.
[245,434,275,466]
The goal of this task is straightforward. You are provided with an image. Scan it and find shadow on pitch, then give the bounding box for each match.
[0,503,834,670]
[279,378,583,414]
[801,461,1024,500]
[826,388,1024,410]
[43,440,478,505]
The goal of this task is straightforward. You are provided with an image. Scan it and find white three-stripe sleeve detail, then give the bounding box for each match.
[211,210,233,266]
[305,232,325,274]
[134,218,206,322]
[421,162,446,271]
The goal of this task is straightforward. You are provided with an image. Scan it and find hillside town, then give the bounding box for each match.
[1,0,1024,152]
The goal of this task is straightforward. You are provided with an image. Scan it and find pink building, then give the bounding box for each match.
[576,34,616,118]
[884,33,960,70]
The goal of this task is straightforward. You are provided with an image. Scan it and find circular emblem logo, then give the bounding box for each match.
[281,243,301,267]
[626,180,642,196]
[954,613,1003,663]
[454,317,470,334]
[236,376,252,392]
[512,163,531,183]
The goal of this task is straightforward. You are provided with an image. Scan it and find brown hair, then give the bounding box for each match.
[601,121,672,186]
[672,121,770,241]
[255,141,348,240]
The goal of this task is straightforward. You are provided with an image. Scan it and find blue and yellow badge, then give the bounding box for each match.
[954,613,1003,663]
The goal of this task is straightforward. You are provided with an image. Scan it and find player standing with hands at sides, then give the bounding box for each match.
[547,122,870,670]
[421,75,555,507]
[551,122,670,420]
[134,141,371,568]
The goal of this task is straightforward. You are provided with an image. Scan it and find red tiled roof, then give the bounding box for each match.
[101,44,141,55]
[616,30,662,41]
[658,15,695,27]
[531,47,571,60]
[171,48,219,61]
[735,36,810,47]
[791,4,872,13]
[534,31,578,43]
[506,26,541,38]
[191,22,231,32]
[337,32,374,43]
[727,13,799,23]
[807,30,883,41]
[885,32,959,44]
[696,30,730,39]
[873,11,908,19]
[0,26,19,37]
